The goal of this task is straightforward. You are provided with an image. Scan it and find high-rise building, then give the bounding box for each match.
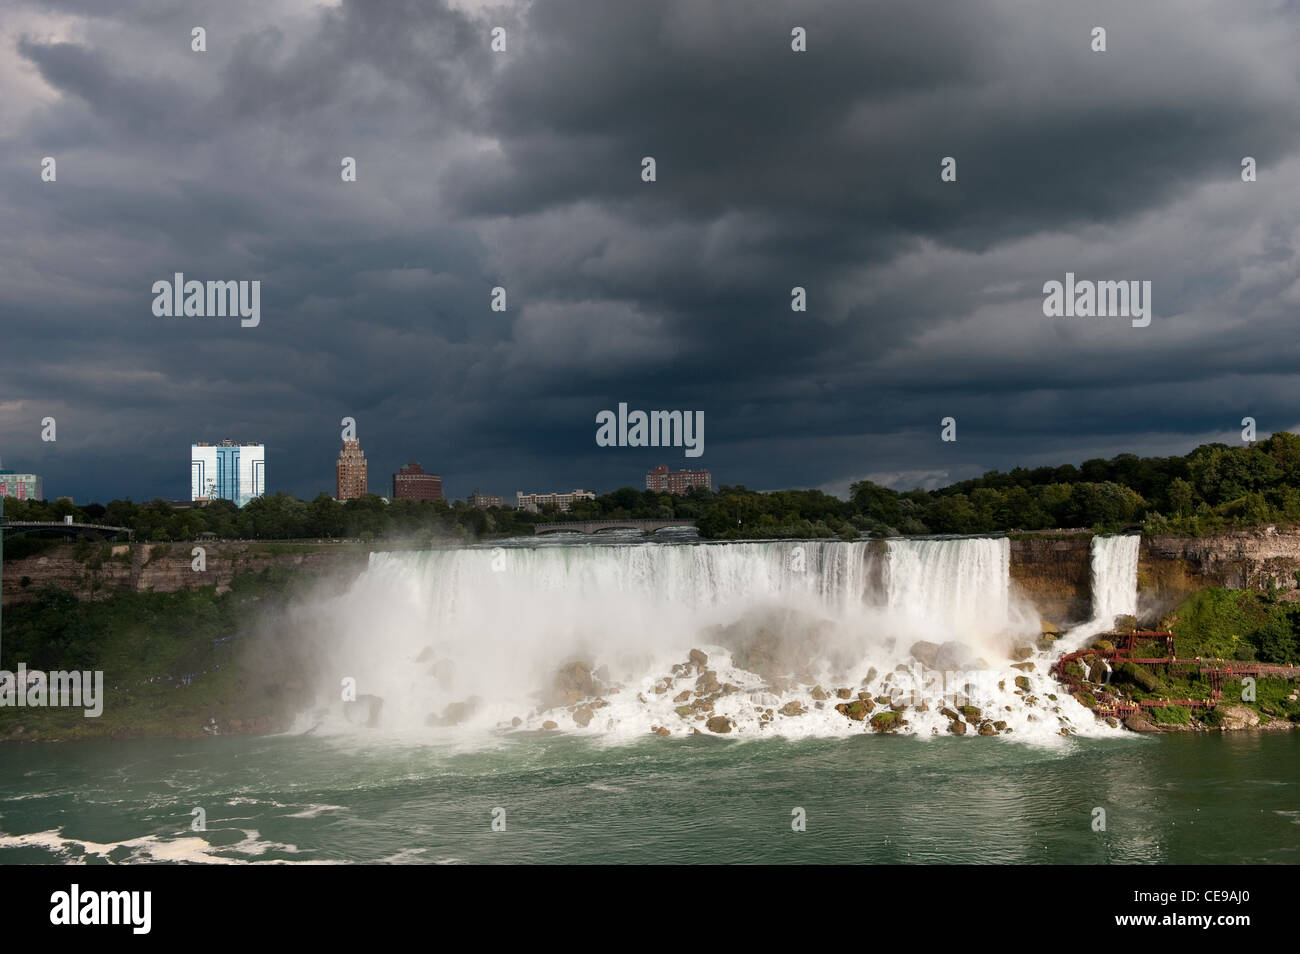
[392,462,443,501]
[515,489,596,513]
[469,491,503,509]
[336,439,368,500]
[0,463,41,501]
[191,441,265,507]
[645,465,711,494]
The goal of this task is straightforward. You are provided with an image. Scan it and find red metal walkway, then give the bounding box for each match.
[1048,630,1298,717]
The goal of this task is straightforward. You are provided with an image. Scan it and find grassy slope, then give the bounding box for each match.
[1102,587,1300,726]
[0,567,311,741]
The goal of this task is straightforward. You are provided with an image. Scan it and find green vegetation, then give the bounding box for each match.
[1244,678,1300,721]
[1149,705,1192,726]
[1167,588,1299,663]
[1075,587,1300,729]
[870,711,902,731]
[1113,661,1158,692]
[0,569,312,741]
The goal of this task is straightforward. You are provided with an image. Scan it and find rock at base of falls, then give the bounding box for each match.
[343,694,384,728]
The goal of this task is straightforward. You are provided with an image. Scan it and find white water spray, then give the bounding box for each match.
[885,537,1020,644]
[292,538,1108,742]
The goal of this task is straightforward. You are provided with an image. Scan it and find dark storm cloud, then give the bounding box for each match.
[0,0,1298,505]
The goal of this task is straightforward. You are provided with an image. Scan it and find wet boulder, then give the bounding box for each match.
[696,670,721,695]
[547,661,602,707]
[706,716,733,734]
[344,694,384,728]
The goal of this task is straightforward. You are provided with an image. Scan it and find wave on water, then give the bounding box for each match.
[0,829,324,864]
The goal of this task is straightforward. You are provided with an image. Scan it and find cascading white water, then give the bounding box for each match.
[292,537,1107,741]
[1062,534,1141,648]
[884,537,1015,644]
[1090,534,1141,623]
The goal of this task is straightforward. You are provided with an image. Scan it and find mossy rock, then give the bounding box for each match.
[839,699,872,721]
[674,705,693,718]
[1072,691,1098,709]
[959,705,981,722]
[1092,639,1116,654]
[1114,661,1158,692]
[1014,675,1031,691]
[870,711,904,733]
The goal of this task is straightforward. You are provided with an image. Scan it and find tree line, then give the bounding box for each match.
[5,432,1300,543]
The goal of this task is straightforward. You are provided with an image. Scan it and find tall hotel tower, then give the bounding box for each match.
[191,441,266,507]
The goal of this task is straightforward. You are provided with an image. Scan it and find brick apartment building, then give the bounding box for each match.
[645,465,712,494]
[392,462,443,501]
[515,489,596,513]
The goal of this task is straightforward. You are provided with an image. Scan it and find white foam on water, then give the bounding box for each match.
[0,828,324,864]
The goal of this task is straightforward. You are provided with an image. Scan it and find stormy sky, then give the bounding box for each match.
[2,0,1298,505]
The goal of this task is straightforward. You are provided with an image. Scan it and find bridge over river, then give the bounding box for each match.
[0,519,133,541]
[533,518,697,535]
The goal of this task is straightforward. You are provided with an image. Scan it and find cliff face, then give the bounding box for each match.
[2,541,369,604]
[1009,534,1092,624]
[1013,529,1300,626]
[1140,528,1300,616]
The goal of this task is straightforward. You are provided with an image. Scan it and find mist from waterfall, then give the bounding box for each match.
[287,536,1106,742]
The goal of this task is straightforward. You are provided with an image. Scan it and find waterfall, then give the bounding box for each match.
[1063,534,1141,648]
[289,536,1101,741]
[1090,534,1141,624]
[884,537,1014,644]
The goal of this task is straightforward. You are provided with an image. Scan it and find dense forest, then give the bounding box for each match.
[5,432,1300,543]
